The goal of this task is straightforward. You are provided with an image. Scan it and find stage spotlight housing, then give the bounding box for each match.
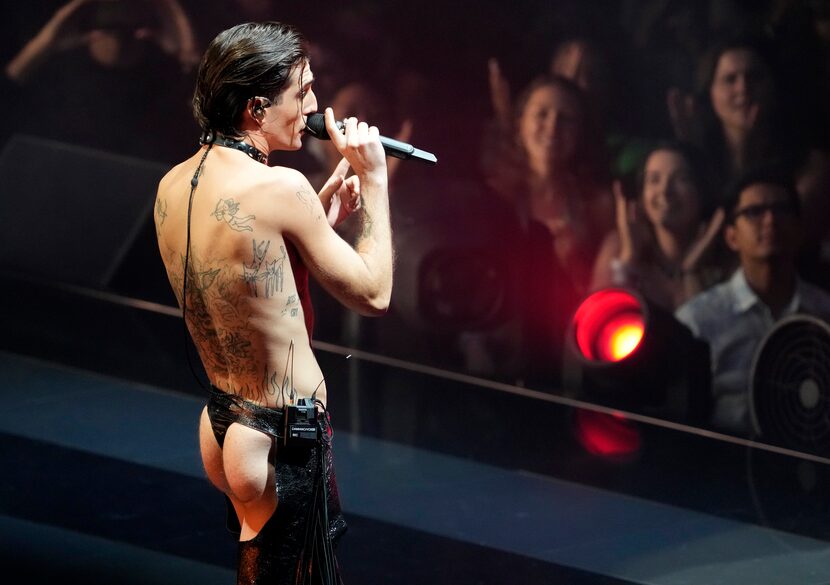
[563,287,712,424]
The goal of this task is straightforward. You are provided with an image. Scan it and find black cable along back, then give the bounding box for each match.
[181,144,214,391]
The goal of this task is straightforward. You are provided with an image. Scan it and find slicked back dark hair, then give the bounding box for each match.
[193,22,308,139]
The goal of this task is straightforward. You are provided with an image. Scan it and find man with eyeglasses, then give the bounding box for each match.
[675,169,830,435]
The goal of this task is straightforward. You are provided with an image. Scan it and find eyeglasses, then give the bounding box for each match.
[732,201,797,222]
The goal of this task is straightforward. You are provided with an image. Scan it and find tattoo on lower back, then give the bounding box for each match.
[163,241,304,402]
[212,198,255,231]
[173,254,256,381]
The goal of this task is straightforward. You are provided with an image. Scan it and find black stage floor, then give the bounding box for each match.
[2,272,830,585]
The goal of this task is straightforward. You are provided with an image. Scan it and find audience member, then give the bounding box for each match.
[591,141,730,311]
[483,74,614,296]
[675,169,830,436]
[548,35,653,184]
[681,36,830,249]
[3,0,197,162]
[488,37,617,137]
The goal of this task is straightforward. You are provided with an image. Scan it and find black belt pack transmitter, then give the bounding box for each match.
[284,397,319,448]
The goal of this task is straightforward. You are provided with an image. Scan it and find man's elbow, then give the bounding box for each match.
[360,292,391,316]
[353,284,391,316]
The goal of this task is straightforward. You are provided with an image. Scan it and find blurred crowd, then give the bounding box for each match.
[3,0,830,438]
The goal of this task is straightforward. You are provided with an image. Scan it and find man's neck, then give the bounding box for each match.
[742,259,798,319]
[244,130,270,159]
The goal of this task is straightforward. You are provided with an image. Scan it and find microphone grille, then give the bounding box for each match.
[304,113,329,140]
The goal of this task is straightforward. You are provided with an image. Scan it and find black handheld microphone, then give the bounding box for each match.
[304,113,437,165]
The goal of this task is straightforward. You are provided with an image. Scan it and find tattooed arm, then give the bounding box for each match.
[263,166,391,316]
[240,108,393,316]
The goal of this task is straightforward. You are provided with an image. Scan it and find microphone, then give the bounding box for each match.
[304,113,437,165]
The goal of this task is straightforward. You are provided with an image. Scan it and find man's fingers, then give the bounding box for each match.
[324,107,346,147]
[613,180,628,226]
[488,58,501,83]
[333,156,351,177]
[317,174,344,202]
[326,194,342,226]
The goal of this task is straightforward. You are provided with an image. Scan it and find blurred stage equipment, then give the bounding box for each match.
[391,179,515,334]
[0,133,166,290]
[562,287,711,424]
[750,314,830,457]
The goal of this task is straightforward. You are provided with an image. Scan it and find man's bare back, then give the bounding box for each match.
[155,146,329,406]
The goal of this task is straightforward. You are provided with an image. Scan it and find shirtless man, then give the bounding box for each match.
[154,22,392,584]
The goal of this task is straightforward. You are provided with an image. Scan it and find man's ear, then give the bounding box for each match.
[724,223,739,252]
[250,98,267,122]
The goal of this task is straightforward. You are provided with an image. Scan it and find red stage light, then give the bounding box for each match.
[572,289,646,362]
[574,410,641,458]
[564,287,712,424]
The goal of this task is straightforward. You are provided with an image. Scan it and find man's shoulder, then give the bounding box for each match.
[678,279,736,315]
[235,165,315,203]
[798,280,830,322]
[247,164,307,187]
[675,279,737,334]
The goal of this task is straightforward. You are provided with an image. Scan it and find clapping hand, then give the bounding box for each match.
[614,180,651,265]
[681,208,726,275]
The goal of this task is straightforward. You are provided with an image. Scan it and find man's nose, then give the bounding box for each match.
[304,90,318,113]
[734,75,747,96]
[760,206,778,225]
[545,114,559,136]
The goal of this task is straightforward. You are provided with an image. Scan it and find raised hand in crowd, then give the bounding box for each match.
[6,0,94,82]
[487,58,513,135]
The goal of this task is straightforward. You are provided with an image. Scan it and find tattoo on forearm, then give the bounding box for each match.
[356,208,374,241]
[212,198,255,231]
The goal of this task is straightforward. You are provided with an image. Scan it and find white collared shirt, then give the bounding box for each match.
[675,269,830,434]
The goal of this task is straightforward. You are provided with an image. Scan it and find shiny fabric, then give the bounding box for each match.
[207,386,347,584]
